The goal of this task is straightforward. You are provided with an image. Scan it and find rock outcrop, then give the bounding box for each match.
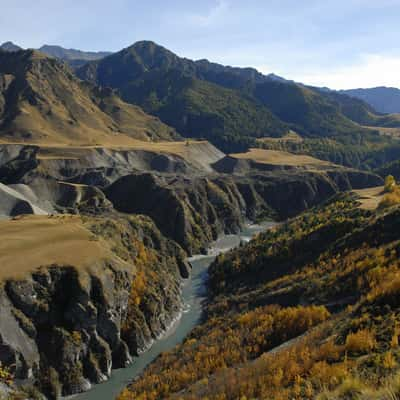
[0,214,187,398]
[105,169,382,254]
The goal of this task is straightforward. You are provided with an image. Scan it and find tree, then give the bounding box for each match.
[384,175,396,193]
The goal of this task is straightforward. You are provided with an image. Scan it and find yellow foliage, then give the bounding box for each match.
[345,329,376,354]
[378,191,400,209]
[71,331,82,345]
[382,351,397,370]
[130,270,146,306]
[384,175,396,193]
[0,363,13,385]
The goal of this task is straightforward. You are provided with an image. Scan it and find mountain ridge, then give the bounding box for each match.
[342,86,400,114]
[77,40,395,153]
[0,41,112,68]
[0,49,178,145]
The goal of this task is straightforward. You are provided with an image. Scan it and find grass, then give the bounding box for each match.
[230,148,333,167]
[354,186,385,210]
[0,139,223,171]
[0,50,177,147]
[0,215,119,279]
[256,130,304,144]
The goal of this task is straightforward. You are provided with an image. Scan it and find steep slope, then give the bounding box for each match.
[343,86,400,114]
[0,213,188,398]
[77,41,400,154]
[78,42,289,152]
[120,195,400,400]
[0,49,178,145]
[314,87,400,128]
[251,80,369,139]
[376,159,400,180]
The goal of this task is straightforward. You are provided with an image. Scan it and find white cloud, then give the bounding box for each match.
[286,54,400,89]
[186,0,229,27]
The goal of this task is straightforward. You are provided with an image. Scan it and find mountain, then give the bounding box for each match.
[78,41,290,152]
[342,86,400,114]
[0,41,22,52]
[38,44,112,68]
[317,87,400,127]
[77,41,398,153]
[0,49,177,145]
[0,42,111,68]
[0,42,391,400]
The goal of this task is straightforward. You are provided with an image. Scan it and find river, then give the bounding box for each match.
[73,221,276,400]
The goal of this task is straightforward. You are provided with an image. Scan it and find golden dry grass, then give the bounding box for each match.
[0,139,214,159]
[230,148,332,167]
[354,186,385,210]
[0,215,116,280]
[256,130,303,144]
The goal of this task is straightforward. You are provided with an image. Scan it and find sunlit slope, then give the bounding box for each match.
[0,49,178,145]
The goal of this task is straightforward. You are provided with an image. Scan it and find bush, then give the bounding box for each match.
[345,329,376,354]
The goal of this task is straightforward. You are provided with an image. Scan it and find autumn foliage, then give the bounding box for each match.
[119,195,400,400]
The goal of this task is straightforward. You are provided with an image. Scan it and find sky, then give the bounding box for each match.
[1,0,399,89]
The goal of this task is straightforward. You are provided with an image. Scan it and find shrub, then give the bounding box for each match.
[384,175,396,193]
[345,329,376,354]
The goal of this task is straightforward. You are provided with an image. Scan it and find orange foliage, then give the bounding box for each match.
[345,329,376,354]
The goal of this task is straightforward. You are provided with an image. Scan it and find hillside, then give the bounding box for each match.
[77,41,398,154]
[0,212,188,398]
[0,49,178,145]
[317,88,400,128]
[120,193,400,400]
[343,86,400,114]
[1,39,400,400]
[78,42,290,152]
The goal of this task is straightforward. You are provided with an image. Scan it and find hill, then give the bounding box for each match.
[77,41,397,154]
[77,42,290,152]
[0,49,178,145]
[120,193,400,400]
[343,86,400,114]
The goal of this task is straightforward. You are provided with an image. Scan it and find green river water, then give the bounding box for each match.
[72,221,276,400]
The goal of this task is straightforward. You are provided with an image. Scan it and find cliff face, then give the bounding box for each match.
[0,214,188,398]
[105,169,382,254]
[105,174,248,254]
[0,141,384,399]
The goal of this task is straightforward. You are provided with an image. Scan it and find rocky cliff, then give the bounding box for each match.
[0,214,188,398]
[0,142,384,399]
[105,168,382,254]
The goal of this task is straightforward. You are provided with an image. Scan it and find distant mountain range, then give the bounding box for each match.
[1,39,400,165]
[341,87,400,114]
[2,41,399,116]
[76,40,400,151]
[0,41,22,52]
[0,41,111,68]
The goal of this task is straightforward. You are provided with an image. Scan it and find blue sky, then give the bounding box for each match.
[1,0,399,89]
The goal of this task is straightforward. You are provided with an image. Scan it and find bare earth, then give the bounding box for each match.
[354,186,384,210]
[0,215,113,280]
